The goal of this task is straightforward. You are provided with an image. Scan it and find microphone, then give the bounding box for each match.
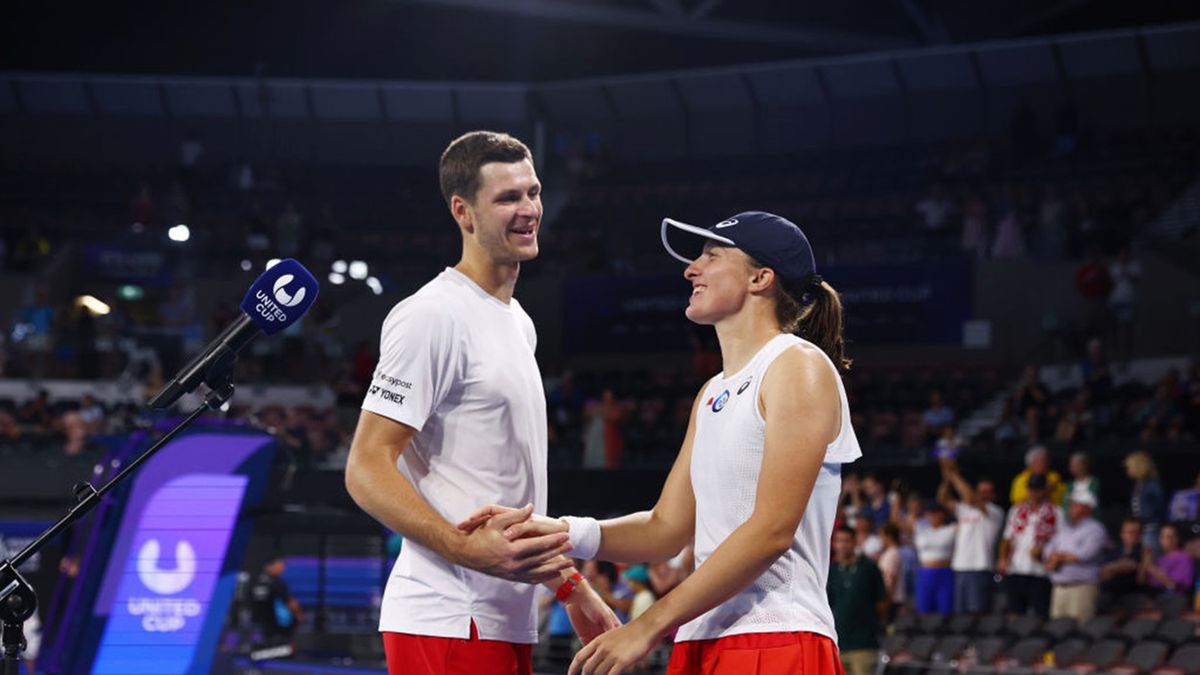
[147,259,320,409]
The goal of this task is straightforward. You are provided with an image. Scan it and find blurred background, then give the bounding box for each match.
[0,1,1198,673]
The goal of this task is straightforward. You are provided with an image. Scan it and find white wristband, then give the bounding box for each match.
[562,516,601,560]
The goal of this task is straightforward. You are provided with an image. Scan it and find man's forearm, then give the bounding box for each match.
[345,452,464,564]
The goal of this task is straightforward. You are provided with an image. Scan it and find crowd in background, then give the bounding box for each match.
[826,448,1200,675]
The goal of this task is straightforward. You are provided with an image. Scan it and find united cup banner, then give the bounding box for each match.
[89,433,273,674]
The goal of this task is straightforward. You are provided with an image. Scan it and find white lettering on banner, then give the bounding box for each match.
[254,290,290,323]
[127,596,203,634]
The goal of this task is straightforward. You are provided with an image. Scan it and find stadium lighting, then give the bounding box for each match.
[348,260,368,280]
[117,285,144,301]
[76,295,112,316]
[266,259,281,269]
[240,259,253,271]
[366,277,383,295]
[332,260,348,274]
[329,272,346,285]
[167,224,190,242]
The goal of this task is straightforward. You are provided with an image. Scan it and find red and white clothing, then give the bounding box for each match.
[362,267,548,644]
[676,334,862,644]
[1002,501,1058,576]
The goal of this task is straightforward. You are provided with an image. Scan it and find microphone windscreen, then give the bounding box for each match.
[239,259,320,335]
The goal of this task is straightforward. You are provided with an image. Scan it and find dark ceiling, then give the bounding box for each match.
[2,0,1198,82]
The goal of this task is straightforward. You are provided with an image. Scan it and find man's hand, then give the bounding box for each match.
[457,504,569,541]
[451,504,573,584]
[563,581,622,645]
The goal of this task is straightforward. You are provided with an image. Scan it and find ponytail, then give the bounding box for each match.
[775,277,852,372]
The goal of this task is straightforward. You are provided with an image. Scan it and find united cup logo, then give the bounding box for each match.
[129,538,201,632]
[137,539,196,595]
[272,274,306,307]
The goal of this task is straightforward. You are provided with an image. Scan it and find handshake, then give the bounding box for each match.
[455,503,621,646]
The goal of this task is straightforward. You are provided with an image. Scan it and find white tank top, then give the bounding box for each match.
[675,334,862,643]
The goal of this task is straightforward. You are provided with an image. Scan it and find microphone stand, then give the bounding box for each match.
[0,360,239,674]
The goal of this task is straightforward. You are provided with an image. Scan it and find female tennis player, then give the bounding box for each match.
[463,211,861,675]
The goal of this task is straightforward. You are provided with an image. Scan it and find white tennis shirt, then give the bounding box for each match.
[361,267,548,644]
[675,334,862,643]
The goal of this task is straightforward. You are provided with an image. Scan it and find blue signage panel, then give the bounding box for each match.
[88,432,273,675]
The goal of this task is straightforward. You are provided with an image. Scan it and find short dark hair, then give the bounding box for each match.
[833,525,855,539]
[438,131,532,206]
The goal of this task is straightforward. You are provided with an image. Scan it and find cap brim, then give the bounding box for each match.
[661,218,736,265]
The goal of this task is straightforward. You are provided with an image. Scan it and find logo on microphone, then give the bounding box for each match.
[137,539,197,595]
[273,274,306,308]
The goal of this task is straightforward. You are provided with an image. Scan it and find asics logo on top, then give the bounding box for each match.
[273,274,306,307]
[714,219,739,229]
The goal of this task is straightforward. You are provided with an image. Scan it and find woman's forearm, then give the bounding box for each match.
[597,510,691,563]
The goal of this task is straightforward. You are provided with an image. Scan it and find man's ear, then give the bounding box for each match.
[450,194,474,234]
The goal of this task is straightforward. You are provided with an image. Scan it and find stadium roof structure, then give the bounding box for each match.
[2,0,1198,82]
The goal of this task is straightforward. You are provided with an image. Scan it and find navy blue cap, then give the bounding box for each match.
[661,211,818,285]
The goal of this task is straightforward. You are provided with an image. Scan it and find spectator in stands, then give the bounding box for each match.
[1140,523,1196,597]
[878,523,905,620]
[1080,337,1113,405]
[992,398,1027,446]
[998,473,1058,618]
[920,390,955,443]
[0,411,21,442]
[1168,471,1200,523]
[828,525,886,675]
[1062,452,1099,512]
[582,389,626,469]
[855,473,891,527]
[581,560,632,622]
[939,459,1004,615]
[1013,366,1051,443]
[914,502,956,616]
[854,515,883,561]
[621,565,655,621]
[893,490,926,601]
[1100,517,1145,602]
[1010,445,1066,506]
[1124,450,1165,550]
[1184,364,1200,440]
[17,390,53,433]
[1107,246,1141,364]
[1074,247,1113,338]
[1054,390,1094,444]
[60,393,104,456]
[1043,489,1107,622]
[1135,377,1183,442]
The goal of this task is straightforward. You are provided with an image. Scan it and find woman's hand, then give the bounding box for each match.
[568,620,660,675]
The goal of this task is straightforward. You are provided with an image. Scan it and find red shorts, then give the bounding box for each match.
[667,631,845,675]
[382,621,533,675]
